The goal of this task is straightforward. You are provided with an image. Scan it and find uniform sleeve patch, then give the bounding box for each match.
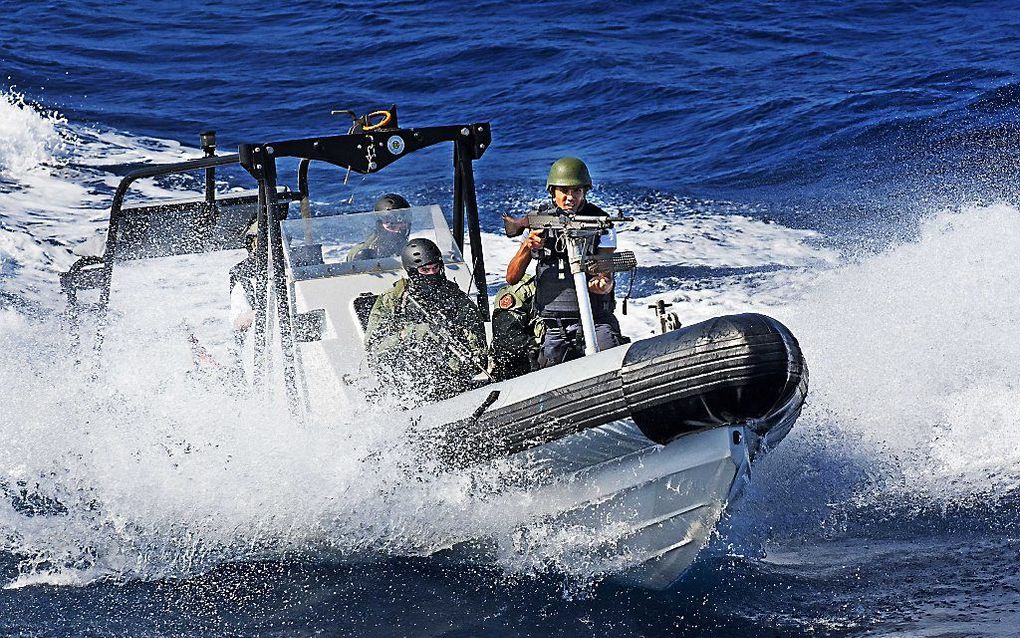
[498,293,516,310]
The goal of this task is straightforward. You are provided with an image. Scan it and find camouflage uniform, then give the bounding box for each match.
[346,232,406,262]
[489,274,544,380]
[365,277,487,402]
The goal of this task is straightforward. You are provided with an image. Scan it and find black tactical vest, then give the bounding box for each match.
[533,201,616,319]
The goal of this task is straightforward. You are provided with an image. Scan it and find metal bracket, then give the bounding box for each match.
[649,299,682,334]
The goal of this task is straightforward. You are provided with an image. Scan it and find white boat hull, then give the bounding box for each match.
[522,420,751,589]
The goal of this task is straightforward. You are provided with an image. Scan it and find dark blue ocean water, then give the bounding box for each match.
[3,1,1020,636]
[8,0,1020,206]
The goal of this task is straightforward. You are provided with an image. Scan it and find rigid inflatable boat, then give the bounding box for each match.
[60,108,807,588]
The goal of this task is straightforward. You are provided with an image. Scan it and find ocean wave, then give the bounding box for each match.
[788,203,1020,514]
[0,89,70,179]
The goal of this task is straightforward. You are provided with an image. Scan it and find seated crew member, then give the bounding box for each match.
[504,157,622,368]
[489,274,543,380]
[365,238,487,403]
[346,193,412,261]
[229,219,259,344]
[225,218,265,380]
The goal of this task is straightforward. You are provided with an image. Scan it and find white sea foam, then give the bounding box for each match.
[0,89,68,176]
[0,309,632,587]
[783,203,1020,511]
[0,88,196,309]
[718,205,1020,558]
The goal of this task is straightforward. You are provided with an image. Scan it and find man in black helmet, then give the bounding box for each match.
[346,193,412,262]
[364,238,487,403]
[504,157,623,368]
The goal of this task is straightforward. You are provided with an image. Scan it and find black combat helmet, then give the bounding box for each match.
[401,238,443,272]
[373,193,412,245]
[401,238,446,291]
[374,193,410,211]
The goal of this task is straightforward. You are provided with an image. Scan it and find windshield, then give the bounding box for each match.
[280,205,465,279]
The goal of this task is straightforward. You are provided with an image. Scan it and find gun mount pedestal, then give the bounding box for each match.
[566,236,601,356]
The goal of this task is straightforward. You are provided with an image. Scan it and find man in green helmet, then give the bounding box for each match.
[503,157,623,368]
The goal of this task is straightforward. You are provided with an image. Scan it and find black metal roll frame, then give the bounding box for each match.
[67,120,492,414]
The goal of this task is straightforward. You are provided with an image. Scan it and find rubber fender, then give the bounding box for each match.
[620,313,806,444]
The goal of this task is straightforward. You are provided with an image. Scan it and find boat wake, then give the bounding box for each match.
[0,88,194,311]
[729,203,1020,552]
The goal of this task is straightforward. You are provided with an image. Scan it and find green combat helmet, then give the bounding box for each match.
[546,157,593,190]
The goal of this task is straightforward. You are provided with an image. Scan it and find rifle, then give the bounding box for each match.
[401,289,493,381]
[503,212,632,238]
[504,212,637,274]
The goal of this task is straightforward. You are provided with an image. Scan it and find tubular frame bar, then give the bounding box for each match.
[457,140,489,319]
[238,124,490,176]
[92,153,241,355]
[452,142,465,250]
[243,150,300,414]
[253,177,271,390]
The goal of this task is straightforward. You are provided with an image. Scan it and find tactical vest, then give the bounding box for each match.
[533,201,616,319]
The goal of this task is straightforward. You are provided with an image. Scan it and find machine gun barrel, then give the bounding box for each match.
[503,212,633,237]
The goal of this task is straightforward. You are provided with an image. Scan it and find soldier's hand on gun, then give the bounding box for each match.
[523,230,544,250]
[588,271,614,294]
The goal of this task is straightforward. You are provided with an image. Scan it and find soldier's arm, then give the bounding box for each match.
[506,230,544,284]
[346,246,375,262]
[364,293,397,352]
[346,234,380,262]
